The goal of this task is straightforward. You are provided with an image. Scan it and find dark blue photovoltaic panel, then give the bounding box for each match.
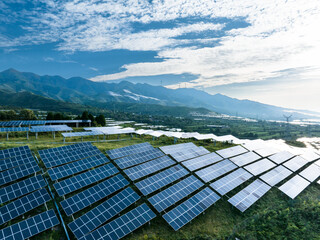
[54,163,119,196]
[106,142,154,159]
[182,152,223,171]
[30,125,72,132]
[135,165,189,196]
[0,146,31,160]
[48,153,110,181]
[79,204,156,240]
[216,145,248,159]
[0,188,51,225]
[38,142,92,159]
[0,161,40,186]
[160,142,198,155]
[115,148,164,169]
[163,187,220,231]
[0,209,60,240]
[124,155,175,181]
[42,146,101,168]
[61,174,129,216]
[0,152,35,171]
[0,127,29,132]
[148,175,204,212]
[69,187,140,239]
[170,147,210,162]
[0,175,46,204]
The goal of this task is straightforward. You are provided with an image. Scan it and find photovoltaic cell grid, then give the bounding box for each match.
[135,164,189,196]
[0,161,40,186]
[268,151,295,164]
[42,146,101,168]
[182,152,223,171]
[0,127,30,132]
[244,159,276,176]
[68,187,140,239]
[106,142,154,159]
[79,203,156,240]
[148,175,204,213]
[159,142,198,155]
[163,187,220,231]
[283,156,309,172]
[114,148,165,169]
[124,155,175,181]
[61,174,129,216]
[30,125,72,132]
[0,119,90,127]
[62,131,104,138]
[279,175,310,199]
[0,209,59,240]
[254,148,280,158]
[48,153,110,181]
[259,165,293,186]
[54,163,119,196]
[210,168,253,196]
[0,145,31,160]
[300,151,320,162]
[0,152,35,172]
[170,147,210,162]
[216,145,248,159]
[228,179,271,212]
[0,175,46,204]
[38,142,92,158]
[299,164,320,182]
[195,159,238,183]
[229,151,261,167]
[0,188,51,225]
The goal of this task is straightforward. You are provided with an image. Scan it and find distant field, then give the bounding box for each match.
[0,134,319,240]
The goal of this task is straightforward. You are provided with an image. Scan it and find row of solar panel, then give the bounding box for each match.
[0,119,90,127]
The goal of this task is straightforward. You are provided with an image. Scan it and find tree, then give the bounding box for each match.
[95,114,106,126]
[46,112,54,120]
[81,111,89,120]
[19,109,36,120]
[88,113,95,123]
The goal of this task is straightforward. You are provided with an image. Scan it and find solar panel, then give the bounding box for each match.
[79,203,156,240]
[299,164,320,182]
[268,151,295,164]
[30,125,72,132]
[38,142,92,157]
[0,188,51,225]
[68,187,140,239]
[279,175,310,199]
[0,146,31,160]
[216,145,248,159]
[148,175,204,212]
[160,142,198,155]
[229,151,261,167]
[163,187,220,231]
[244,159,276,176]
[124,155,175,181]
[254,148,280,157]
[210,168,253,196]
[0,209,59,240]
[48,153,110,181]
[106,142,154,159]
[181,152,223,171]
[0,127,29,132]
[0,175,46,204]
[300,151,320,162]
[42,146,101,168]
[259,165,293,186]
[170,147,210,162]
[54,163,119,196]
[62,131,104,138]
[61,174,129,216]
[315,160,320,167]
[114,148,165,169]
[195,159,238,183]
[283,156,309,172]
[228,179,271,212]
[135,165,189,196]
[0,161,40,186]
[0,153,36,172]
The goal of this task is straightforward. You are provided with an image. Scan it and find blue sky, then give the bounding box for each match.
[1,0,320,112]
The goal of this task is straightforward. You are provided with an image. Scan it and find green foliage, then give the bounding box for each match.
[95,114,106,126]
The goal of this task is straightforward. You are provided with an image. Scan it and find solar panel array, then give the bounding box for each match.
[268,151,295,164]
[182,152,223,171]
[0,119,90,127]
[254,147,280,157]
[114,148,164,169]
[106,142,154,159]
[38,142,92,157]
[229,151,261,167]
[195,159,238,183]
[0,145,31,160]
[299,164,320,182]
[244,159,276,176]
[216,145,248,159]
[0,127,30,132]
[163,188,220,231]
[228,179,271,212]
[283,156,309,172]
[0,152,35,171]
[62,131,104,138]
[159,142,198,155]
[30,125,73,133]
[124,155,175,181]
[259,165,293,186]
[170,147,210,162]
[210,168,253,196]
[279,175,310,199]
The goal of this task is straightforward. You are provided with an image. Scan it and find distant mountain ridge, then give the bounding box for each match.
[1,68,319,120]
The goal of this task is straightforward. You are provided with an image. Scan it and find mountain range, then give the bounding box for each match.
[1,68,319,120]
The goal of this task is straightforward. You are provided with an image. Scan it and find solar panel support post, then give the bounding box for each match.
[103,135,106,141]
[6,132,9,140]
[36,132,38,139]
[53,131,55,139]
[26,131,29,140]
[81,137,83,142]
[63,137,65,143]
[174,137,177,144]
[76,122,79,128]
